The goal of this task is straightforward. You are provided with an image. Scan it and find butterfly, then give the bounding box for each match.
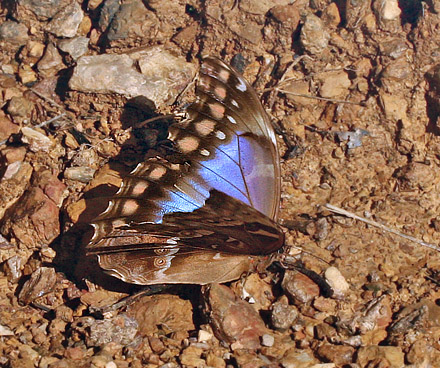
[86,57,285,285]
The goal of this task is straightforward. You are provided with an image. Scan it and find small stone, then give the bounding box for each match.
[107,0,157,42]
[37,43,63,72]
[64,166,96,183]
[0,324,14,336]
[239,0,288,15]
[21,127,54,152]
[377,0,401,21]
[271,296,298,330]
[322,3,341,27]
[357,346,404,368]
[379,92,408,121]
[300,14,330,55]
[180,346,204,367]
[64,346,86,360]
[98,0,120,31]
[6,96,34,118]
[317,344,355,365]
[324,267,350,298]
[27,40,45,57]
[282,270,320,304]
[0,21,28,45]
[198,329,213,342]
[270,5,300,29]
[47,1,84,38]
[0,114,20,140]
[58,36,89,60]
[127,294,194,336]
[319,71,351,99]
[18,65,37,84]
[205,352,226,368]
[261,334,275,347]
[203,284,268,350]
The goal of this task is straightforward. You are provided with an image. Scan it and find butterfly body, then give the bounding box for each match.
[86,57,284,285]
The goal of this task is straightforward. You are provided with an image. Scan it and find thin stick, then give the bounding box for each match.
[324,203,440,252]
[30,88,63,109]
[35,113,67,129]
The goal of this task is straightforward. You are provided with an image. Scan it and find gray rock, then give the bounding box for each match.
[47,1,84,38]
[300,14,330,55]
[107,0,158,42]
[17,0,69,20]
[0,21,28,45]
[58,36,89,60]
[98,0,121,31]
[69,49,196,106]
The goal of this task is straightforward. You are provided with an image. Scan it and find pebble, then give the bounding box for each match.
[64,166,96,183]
[203,284,268,350]
[0,20,29,45]
[322,3,341,28]
[47,1,84,38]
[126,294,194,336]
[6,96,34,118]
[376,0,401,21]
[261,334,275,347]
[270,4,300,28]
[58,36,89,60]
[106,0,157,42]
[271,296,299,330]
[21,127,53,152]
[282,270,320,305]
[0,114,20,140]
[324,267,350,298]
[0,324,14,336]
[300,14,330,55]
[357,345,404,368]
[27,40,45,58]
[198,329,213,342]
[316,344,355,365]
[319,71,351,98]
[379,92,408,121]
[37,43,63,72]
[18,65,37,84]
[98,0,120,31]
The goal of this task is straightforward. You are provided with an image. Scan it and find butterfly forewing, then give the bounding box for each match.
[86,57,283,285]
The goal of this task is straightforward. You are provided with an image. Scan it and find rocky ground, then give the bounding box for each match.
[1,0,440,367]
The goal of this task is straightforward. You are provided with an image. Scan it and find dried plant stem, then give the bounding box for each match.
[324,203,440,252]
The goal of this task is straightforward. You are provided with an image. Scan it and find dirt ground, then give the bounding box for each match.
[1,0,440,367]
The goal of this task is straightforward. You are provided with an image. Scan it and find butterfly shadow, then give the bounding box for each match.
[51,97,179,294]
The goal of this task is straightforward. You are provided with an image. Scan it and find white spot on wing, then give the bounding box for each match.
[215,131,226,140]
[236,78,247,92]
[227,115,237,124]
[231,99,239,108]
[200,149,210,156]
